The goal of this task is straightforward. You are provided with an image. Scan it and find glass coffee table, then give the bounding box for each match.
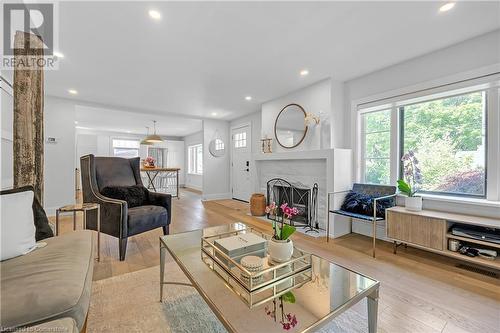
[160,223,379,333]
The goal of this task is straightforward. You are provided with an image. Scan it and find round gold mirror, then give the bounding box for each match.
[208,138,226,157]
[274,104,308,148]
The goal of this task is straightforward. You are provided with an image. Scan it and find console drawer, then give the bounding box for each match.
[387,211,445,250]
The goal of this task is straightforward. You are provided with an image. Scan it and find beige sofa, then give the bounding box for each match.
[1,231,94,332]
[28,317,79,333]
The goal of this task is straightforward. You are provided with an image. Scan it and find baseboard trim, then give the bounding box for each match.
[185,184,202,191]
[202,192,231,201]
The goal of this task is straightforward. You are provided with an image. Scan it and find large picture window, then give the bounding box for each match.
[361,109,391,185]
[400,91,487,197]
[188,144,203,175]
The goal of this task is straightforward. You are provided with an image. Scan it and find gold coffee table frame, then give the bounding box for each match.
[56,203,101,261]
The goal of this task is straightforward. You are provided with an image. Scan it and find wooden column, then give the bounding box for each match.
[13,31,45,202]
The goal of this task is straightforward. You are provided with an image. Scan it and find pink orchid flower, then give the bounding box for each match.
[265,202,277,214]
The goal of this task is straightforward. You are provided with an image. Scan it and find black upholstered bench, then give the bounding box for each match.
[327,183,397,257]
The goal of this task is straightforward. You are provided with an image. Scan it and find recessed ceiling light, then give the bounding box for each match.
[53,51,64,58]
[68,89,78,95]
[245,96,252,101]
[439,2,455,12]
[300,69,309,76]
[126,130,132,134]
[149,10,161,20]
[74,121,78,124]
[211,112,218,116]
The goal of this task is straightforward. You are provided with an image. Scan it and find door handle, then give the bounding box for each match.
[242,168,249,172]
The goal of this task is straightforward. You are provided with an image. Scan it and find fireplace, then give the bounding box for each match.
[266,178,318,228]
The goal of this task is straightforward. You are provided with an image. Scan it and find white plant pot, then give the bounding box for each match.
[268,238,294,263]
[405,196,422,211]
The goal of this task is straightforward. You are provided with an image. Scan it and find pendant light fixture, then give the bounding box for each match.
[145,120,163,143]
[140,127,154,145]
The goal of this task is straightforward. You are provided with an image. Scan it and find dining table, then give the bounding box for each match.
[140,167,180,198]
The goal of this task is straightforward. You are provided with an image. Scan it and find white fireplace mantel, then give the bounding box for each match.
[252,149,334,161]
[252,148,352,233]
[252,149,352,194]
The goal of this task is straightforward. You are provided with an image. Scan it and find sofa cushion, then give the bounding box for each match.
[0,231,94,331]
[0,188,36,261]
[101,185,148,208]
[340,191,393,218]
[0,186,54,242]
[127,205,167,236]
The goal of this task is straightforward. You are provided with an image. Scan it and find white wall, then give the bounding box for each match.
[183,131,203,191]
[261,78,345,152]
[44,97,77,214]
[330,80,346,148]
[202,120,230,200]
[345,30,500,103]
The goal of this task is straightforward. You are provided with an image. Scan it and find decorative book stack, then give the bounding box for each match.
[214,233,267,266]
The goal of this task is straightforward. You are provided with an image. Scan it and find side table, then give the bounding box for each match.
[56,203,101,261]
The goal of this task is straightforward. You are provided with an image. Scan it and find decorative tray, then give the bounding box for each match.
[201,227,312,308]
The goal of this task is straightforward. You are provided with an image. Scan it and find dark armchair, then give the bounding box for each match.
[327,183,397,258]
[80,154,171,260]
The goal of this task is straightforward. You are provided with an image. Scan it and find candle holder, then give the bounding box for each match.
[261,137,273,153]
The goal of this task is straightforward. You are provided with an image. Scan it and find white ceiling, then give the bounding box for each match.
[45,1,500,121]
[75,105,202,137]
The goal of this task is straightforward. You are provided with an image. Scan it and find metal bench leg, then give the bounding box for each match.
[326,193,330,243]
[372,200,378,258]
[372,219,376,258]
[326,194,329,242]
[372,216,376,258]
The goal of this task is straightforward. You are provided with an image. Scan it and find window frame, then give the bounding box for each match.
[360,109,392,185]
[233,132,247,148]
[355,75,500,202]
[111,138,140,158]
[397,91,488,199]
[188,144,203,175]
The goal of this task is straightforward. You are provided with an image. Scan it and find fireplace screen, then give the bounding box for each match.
[266,178,314,226]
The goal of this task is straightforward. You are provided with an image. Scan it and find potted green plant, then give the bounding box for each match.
[265,202,298,262]
[398,150,423,211]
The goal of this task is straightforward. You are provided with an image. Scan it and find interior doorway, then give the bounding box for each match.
[231,124,252,202]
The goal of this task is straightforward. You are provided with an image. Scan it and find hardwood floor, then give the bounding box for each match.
[51,189,500,332]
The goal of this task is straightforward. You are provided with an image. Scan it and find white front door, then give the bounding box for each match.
[231,125,252,202]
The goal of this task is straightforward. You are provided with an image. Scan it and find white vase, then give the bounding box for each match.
[405,196,422,211]
[268,238,294,263]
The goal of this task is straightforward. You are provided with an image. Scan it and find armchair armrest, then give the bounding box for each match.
[327,190,351,212]
[86,192,128,238]
[147,191,172,225]
[372,193,397,219]
[373,193,398,202]
[327,190,351,196]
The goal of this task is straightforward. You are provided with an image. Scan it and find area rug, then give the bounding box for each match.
[88,263,368,332]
